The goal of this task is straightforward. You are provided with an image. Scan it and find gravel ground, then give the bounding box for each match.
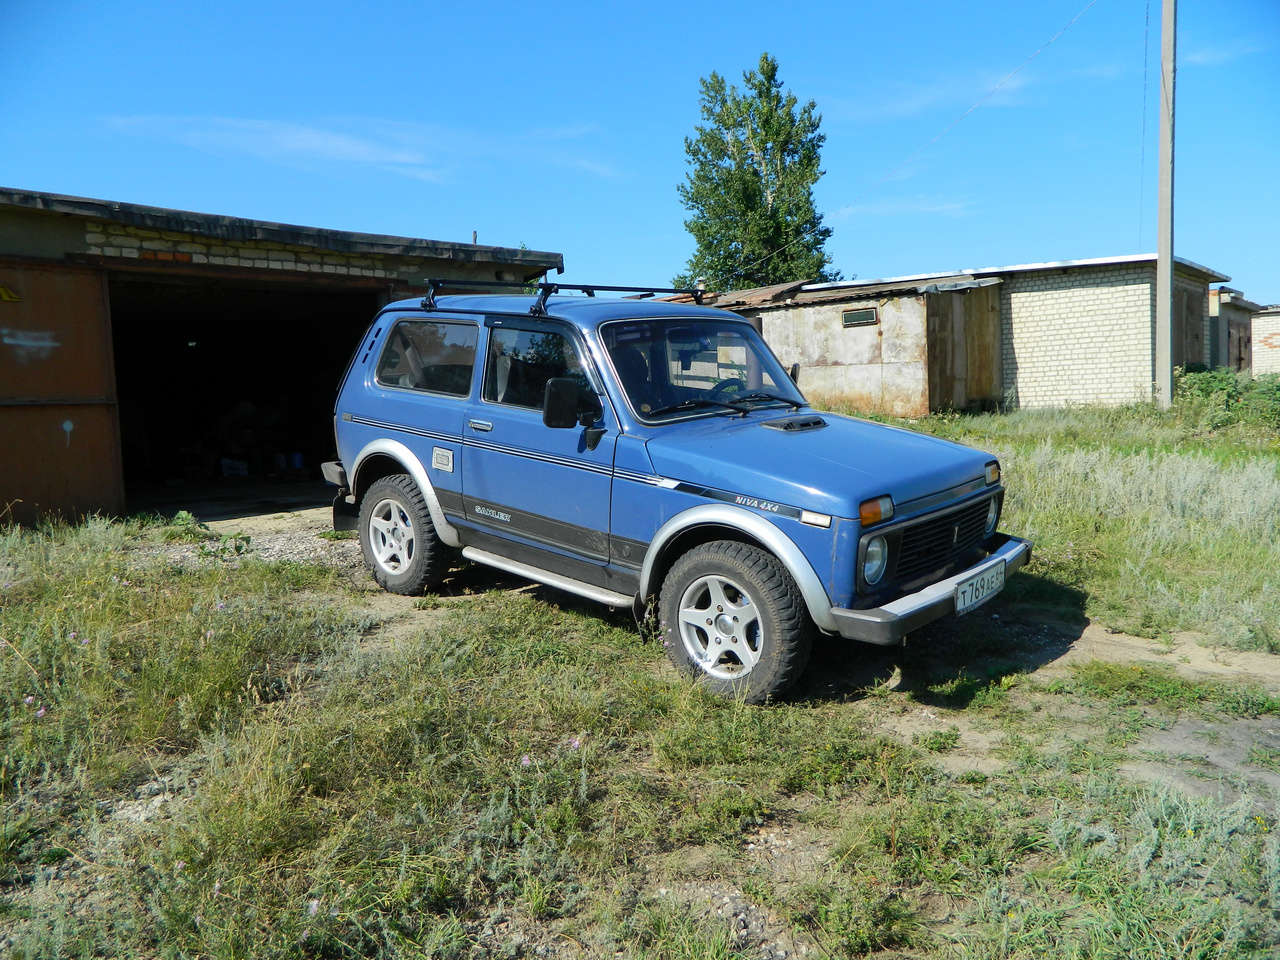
[160,505,366,572]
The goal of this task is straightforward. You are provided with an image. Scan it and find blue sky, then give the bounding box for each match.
[3,0,1277,300]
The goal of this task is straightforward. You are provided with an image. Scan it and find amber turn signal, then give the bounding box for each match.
[859,495,894,526]
[985,461,1000,485]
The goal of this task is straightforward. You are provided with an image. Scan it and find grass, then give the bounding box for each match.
[815,383,1280,651]
[4,392,1280,957]
[4,519,1280,958]
[1052,662,1280,717]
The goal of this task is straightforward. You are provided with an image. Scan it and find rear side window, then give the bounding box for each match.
[483,326,589,410]
[376,320,478,396]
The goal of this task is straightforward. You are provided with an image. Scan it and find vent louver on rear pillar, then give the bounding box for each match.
[762,415,827,432]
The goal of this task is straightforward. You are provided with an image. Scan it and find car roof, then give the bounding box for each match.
[381,294,746,332]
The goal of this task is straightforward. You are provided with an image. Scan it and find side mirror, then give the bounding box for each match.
[543,378,598,429]
[788,362,800,384]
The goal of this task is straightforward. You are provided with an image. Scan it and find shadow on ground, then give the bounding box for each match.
[435,559,1091,708]
[793,571,1088,705]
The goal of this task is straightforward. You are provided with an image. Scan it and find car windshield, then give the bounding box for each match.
[601,318,804,421]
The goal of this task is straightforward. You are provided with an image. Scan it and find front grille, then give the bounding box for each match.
[893,498,991,583]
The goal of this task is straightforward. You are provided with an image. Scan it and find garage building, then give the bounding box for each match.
[692,254,1231,416]
[0,188,562,524]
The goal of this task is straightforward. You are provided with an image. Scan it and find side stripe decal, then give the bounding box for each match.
[346,414,808,521]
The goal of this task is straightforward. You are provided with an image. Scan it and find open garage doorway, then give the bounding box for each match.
[109,272,381,517]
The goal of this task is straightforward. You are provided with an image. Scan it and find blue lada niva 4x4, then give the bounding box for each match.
[323,281,1031,702]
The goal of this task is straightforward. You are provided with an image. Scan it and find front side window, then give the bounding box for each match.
[483,326,590,410]
[375,320,477,396]
[601,318,803,420]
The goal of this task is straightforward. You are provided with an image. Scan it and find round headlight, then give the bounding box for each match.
[864,535,888,585]
[985,498,999,536]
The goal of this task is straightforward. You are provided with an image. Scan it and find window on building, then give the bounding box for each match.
[375,320,478,396]
[841,307,878,328]
[483,326,589,410]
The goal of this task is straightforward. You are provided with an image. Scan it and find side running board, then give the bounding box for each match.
[460,547,634,608]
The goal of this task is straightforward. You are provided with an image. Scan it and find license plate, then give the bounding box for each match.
[954,560,1006,616]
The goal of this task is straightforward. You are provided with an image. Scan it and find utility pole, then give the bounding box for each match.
[1155,0,1176,408]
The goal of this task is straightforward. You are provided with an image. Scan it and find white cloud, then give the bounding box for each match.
[106,115,619,183]
[1183,43,1265,67]
[833,196,976,218]
[827,70,1035,125]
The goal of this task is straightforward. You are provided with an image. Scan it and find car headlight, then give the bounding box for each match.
[985,498,999,536]
[864,535,888,585]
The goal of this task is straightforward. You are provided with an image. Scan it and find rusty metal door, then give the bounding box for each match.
[0,259,124,523]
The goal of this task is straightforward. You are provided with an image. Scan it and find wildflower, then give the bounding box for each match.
[215,601,226,611]
[23,695,34,705]
[174,860,186,871]
[35,706,46,718]
[307,898,320,917]
[570,736,582,750]
[213,880,221,895]
[520,755,532,767]
[205,630,214,639]
[69,632,77,640]
[80,637,90,646]
[122,580,131,586]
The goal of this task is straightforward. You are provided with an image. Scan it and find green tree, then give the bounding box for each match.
[674,53,839,290]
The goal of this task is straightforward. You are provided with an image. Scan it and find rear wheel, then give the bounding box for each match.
[659,540,813,703]
[358,474,448,595]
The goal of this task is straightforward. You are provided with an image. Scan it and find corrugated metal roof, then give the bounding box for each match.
[801,253,1229,289]
[678,275,1001,309]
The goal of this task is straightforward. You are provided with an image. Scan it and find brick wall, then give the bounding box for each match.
[81,220,516,286]
[1000,263,1157,408]
[1254,311,1280,376]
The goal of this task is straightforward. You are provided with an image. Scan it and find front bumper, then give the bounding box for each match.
[828,533,1032,645]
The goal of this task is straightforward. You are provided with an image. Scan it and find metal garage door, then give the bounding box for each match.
[0,259,124,523]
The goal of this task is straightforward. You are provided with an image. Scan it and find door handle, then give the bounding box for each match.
[468,419,493,432]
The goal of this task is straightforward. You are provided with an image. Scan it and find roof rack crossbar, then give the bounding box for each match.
[419,278,705,313]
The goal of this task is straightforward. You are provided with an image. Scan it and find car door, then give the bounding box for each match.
[460,316,617,586]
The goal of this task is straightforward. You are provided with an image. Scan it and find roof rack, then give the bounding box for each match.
[421,278,705,316]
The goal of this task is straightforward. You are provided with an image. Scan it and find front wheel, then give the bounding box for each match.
[659,540,813,703]
[358,474,448,595]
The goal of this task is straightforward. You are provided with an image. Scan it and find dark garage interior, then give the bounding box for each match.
[109,273,380,511]
[0,187,563,524]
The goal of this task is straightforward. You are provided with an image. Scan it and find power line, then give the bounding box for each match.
[707,0,1104,290]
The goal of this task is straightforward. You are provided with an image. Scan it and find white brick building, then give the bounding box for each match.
[702,255,1231,415]
[1254,306,1280,376]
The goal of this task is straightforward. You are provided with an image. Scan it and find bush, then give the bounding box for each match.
[1175,368,1280,429]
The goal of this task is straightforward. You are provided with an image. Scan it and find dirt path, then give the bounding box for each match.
[206,504,1280,697]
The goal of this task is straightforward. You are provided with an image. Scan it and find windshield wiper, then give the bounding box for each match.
[734,392,802,410]
[646,398,749,418]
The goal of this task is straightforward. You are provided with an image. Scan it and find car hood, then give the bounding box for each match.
[642,409,993,520]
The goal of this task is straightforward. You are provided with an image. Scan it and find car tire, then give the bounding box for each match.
[358,474,449,595]
[659,540,813,704]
